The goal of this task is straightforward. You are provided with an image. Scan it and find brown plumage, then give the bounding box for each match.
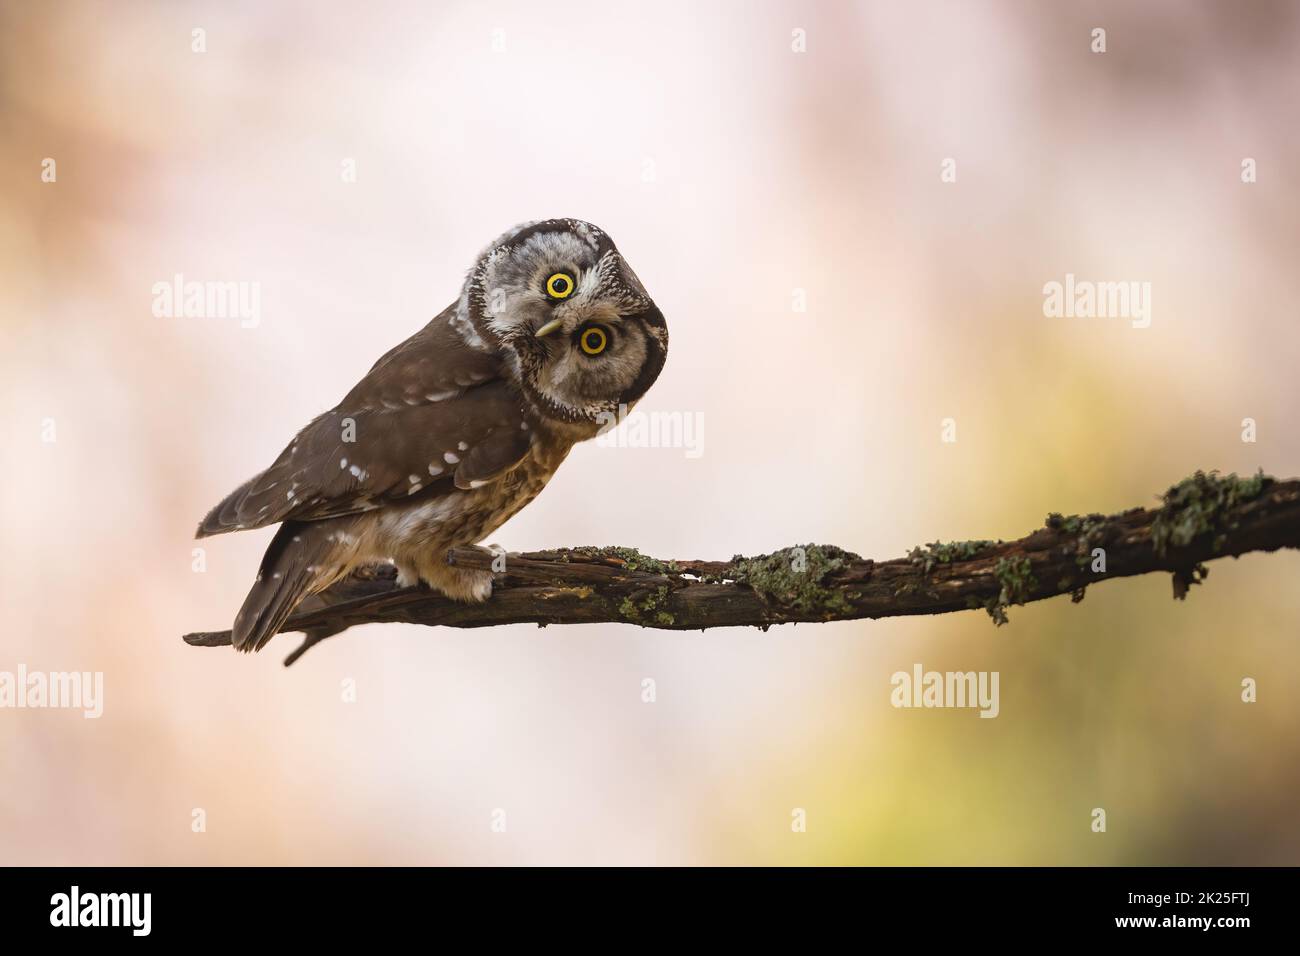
[197,219,668,653]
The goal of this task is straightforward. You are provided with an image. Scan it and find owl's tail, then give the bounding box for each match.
[233,521,341,653]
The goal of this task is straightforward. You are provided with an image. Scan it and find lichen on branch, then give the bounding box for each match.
[182,471,1300,665]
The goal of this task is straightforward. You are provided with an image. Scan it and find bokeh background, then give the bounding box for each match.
[3,0,1298,865]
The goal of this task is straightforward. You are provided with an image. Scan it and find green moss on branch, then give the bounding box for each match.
[1152,470,1271,556]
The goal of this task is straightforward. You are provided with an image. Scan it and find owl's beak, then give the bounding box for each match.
[534,317,565,338]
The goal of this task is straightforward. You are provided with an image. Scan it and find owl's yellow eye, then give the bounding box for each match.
[545,272,575,299]
[579,325,608,356]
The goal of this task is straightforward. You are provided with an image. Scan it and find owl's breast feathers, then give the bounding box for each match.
[196,304,557,539]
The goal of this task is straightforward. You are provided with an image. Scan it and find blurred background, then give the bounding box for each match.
[2,0,1298,865]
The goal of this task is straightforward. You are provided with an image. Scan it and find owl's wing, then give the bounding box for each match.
[196,311,533,537]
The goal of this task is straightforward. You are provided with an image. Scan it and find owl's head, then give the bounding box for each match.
[461,219,668,425]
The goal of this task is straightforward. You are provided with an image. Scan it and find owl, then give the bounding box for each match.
[197,219,668,653]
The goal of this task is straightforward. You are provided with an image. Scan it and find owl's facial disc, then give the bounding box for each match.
[464,219,668,424]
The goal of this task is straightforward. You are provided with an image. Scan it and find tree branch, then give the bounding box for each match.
[183,471,1300,666]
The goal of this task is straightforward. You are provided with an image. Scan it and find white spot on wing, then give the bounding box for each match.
[444,451,460,464]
